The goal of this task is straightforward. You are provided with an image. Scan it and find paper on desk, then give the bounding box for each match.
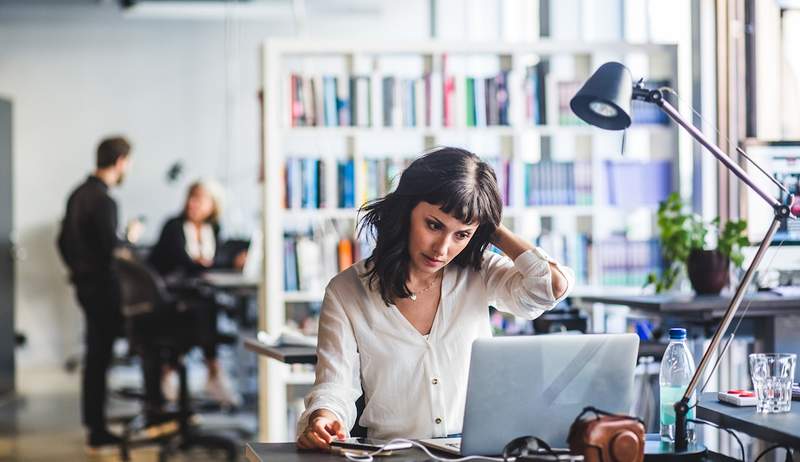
[257,329,318,347]
[771,286,800,297]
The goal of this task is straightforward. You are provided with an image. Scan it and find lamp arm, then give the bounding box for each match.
[636,89,781,210]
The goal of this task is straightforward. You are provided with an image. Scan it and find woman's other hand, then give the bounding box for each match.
[194,257,213,268]
[296,409,346,450]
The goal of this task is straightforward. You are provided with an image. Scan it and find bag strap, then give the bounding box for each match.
[576,406,645,427]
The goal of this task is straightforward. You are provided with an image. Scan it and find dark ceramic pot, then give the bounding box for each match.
[687,249,730,295]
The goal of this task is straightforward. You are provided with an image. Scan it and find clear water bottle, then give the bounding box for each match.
[659,328,696,443]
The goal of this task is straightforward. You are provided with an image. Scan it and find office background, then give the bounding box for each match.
[0,0,694,371]
[2,0,800,460]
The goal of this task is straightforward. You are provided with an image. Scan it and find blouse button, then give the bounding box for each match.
[431,378,439,385]
[435,417,442,424]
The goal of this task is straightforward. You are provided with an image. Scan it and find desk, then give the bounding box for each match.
[244,442,731,462]
[245,443,433,462]
[697,392,800,449]
[573,292,800,354]
[243,339,317,364]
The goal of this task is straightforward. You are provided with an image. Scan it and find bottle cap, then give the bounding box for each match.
[669,328,687,340]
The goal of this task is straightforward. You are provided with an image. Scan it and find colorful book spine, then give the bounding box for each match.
[598,237,661,287]
[524,161,584,206]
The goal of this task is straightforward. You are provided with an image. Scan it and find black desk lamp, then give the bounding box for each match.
[570,62,793,459]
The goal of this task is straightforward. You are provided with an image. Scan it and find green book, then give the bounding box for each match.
[466,77,475,127]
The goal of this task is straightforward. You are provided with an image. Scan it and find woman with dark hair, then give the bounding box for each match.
[296,147,574,448]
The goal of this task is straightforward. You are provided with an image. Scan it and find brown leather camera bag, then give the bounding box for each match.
[567,407,645,462]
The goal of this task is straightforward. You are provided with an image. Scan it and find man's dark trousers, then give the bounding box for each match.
[75,275,122,433]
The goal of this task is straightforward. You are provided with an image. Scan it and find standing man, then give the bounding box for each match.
[57,136,131,449]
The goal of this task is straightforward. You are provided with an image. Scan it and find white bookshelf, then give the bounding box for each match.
[259,39,681,441]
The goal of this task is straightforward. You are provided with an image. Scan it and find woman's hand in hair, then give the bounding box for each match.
[489,223,518,253]
[491,223,570,299]
[297,409,346,450]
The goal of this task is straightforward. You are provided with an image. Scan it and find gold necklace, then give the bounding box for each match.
[409,271,442,301]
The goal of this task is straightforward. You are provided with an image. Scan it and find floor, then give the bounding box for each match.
[0,362,257,462]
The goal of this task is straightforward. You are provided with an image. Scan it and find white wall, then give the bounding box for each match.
[0,1,428,369]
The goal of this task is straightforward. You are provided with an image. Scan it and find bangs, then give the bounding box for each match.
[427,178,501,227]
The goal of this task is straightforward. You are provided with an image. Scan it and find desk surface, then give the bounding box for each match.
[243,338,318,364]
[697,392,800,448]
[245,443,435,462]
[245,441,724,462]
[575,292,800,318]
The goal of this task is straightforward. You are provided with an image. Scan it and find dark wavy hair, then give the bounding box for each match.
[358,147,503,305]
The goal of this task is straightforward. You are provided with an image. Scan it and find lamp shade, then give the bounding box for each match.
[570,62,633,130]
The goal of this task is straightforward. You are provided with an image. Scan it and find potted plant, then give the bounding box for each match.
[646,192,749,294]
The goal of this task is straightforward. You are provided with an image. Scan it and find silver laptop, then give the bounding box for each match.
[420,333,639,456]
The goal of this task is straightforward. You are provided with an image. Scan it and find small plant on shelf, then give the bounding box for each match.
[646,192,749,294]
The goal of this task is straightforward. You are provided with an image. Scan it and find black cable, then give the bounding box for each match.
[754,444,793,462]
[687,418,745,462]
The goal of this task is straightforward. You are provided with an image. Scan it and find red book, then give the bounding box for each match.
[443,76,455,128]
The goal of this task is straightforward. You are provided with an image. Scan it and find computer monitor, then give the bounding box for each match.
[745,140,800,245]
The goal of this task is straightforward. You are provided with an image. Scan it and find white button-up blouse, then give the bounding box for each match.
[297,248,575,440]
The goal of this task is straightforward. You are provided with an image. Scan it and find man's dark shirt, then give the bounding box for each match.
[57,175,118,283]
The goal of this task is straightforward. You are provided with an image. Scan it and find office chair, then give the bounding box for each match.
[114,255,240,462]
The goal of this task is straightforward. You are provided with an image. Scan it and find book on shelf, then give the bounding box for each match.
[573,233,591,285]
[337,159,355,208]
[349,75,371,128]
[336,76,350,126]
[443,71,456,128]
[323,75,338,126]
[524,160,590,206]
[284,232,347,292]
[284,156,410,211]
[360,157,412,204]
[524,61,548,125]
[597,236,661,287]
[288,54,505,130]
[284,158,324,209]
[283,231,376,293]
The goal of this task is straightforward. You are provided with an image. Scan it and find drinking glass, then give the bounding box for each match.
[749,353,796,414]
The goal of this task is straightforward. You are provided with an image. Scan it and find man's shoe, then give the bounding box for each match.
[135,411,180,440]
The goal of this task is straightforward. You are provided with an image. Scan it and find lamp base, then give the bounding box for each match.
[644,439,707,461]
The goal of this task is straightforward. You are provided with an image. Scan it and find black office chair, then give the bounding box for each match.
[114,255,240,462]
